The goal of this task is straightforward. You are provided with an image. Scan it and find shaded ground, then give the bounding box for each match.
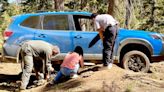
[0,62,164,92]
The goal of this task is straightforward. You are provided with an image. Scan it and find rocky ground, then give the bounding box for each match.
[0,61,164,92]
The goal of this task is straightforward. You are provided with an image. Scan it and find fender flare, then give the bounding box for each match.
[117,38,153,62]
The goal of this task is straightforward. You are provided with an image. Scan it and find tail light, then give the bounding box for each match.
[3,30,13,40]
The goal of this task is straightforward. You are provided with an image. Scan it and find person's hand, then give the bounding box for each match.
[46,67,54,81]
[47,64,54,72]
[49,66,54,72]
[47,66,54,72]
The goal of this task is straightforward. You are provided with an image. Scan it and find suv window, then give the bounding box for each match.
[43,15,69,30]
[73,15,94,31]
[20,16,41,29]
[78,18,94,31]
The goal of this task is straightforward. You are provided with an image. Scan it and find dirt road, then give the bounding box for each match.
[0,62,164,92]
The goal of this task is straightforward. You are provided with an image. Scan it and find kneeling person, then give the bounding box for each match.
[53,46,84,83]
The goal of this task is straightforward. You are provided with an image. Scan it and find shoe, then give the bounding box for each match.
[38,73,44,80]
[19,85,26,90]
[46,80,56,88]
[71,74,79,79]
[33,79,46,86]
[107,63,112,69]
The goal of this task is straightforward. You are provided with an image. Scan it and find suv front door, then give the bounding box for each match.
[72,15,103,60]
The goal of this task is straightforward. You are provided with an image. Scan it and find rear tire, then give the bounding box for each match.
[122,50,150,73]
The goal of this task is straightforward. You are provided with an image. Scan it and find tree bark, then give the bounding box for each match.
[125,0,132,29]
[108,0,115,15]
[54,0,64,11]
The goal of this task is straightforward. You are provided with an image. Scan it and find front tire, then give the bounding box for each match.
[122,50,150,72]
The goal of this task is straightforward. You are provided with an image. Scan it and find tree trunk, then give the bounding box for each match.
[54,0,64,11]
[108,0,115,15]
[125,0,132,29]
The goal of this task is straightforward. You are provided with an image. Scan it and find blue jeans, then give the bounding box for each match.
[54,64,80,82]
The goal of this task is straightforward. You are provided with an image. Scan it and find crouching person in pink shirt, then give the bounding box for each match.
[52,46,84,84]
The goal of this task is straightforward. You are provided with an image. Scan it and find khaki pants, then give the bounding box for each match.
[20,43,34,89]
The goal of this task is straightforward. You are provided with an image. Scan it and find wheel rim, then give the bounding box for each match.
[127,54,146,72]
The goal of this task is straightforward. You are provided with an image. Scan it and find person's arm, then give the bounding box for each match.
[45,51,54,80]
[97,28,104,42]
[47,55,54,71]
[94,18,104,42]
[46,45,60,72]
[79,55,84,68]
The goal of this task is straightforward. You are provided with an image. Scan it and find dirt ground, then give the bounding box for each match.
[0,61,164,92]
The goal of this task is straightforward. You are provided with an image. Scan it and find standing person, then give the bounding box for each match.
[91,13,119,69]
[20,40,60,90]
[50,46,84,84]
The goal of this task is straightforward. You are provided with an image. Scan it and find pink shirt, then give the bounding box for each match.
[61,52,82,69]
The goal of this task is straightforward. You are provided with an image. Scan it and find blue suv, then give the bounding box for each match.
[2,11,164,72]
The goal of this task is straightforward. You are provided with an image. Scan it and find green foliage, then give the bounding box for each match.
[22,0,54,12]
[0,0,8,12]
[65,0,108,13]
[0,4,23,33]
[114,0,164,33]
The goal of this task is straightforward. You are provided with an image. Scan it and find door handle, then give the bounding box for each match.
[74,35,82,39]
[38,34,46,38]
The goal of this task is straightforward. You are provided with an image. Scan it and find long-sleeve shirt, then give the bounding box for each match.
[21,40,59,72]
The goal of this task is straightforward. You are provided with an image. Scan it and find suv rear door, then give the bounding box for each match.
[34,14,74,53]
